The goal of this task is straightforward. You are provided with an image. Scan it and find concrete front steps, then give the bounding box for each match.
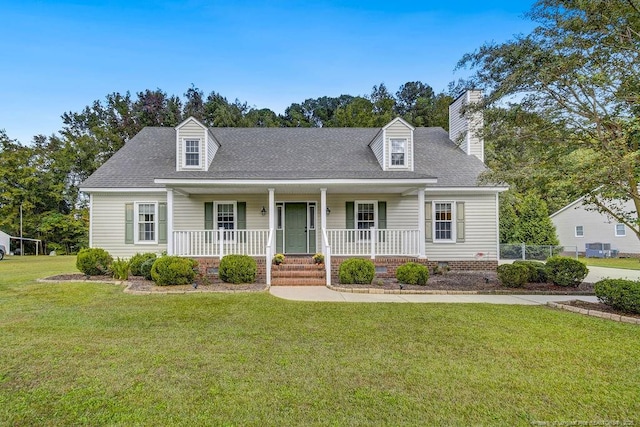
[271,255,326,286]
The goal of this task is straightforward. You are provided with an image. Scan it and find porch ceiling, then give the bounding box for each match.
[168,181,426,195]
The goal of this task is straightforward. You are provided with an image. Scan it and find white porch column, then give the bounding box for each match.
[418,188,426,258]
[320,188,327,231]
[268,188,275,231]
[166,188,174,255]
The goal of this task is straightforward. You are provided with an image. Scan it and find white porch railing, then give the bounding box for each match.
[326,228,420,258]
[173,229,269,257]
[265,228,275,286]
[321,228,332,286]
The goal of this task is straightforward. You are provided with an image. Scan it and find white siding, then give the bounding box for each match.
[384,120,413,171]
[426,193,498,261]
[176,119,206,171]
[206,129,219,169]
[449,90,484,162]
[91,192,167,258]
[551,200,640,254]
[91,190,498,260]
[369,131,384,168]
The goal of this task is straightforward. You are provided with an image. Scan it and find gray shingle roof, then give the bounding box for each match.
[81,126,490,188]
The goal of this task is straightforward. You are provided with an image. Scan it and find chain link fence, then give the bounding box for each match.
[499,244,578,260]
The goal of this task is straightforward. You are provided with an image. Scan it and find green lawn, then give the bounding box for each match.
[1,256,639,425]
[580,256,640,270]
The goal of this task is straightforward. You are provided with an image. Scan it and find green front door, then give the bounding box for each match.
[285,203,307,253]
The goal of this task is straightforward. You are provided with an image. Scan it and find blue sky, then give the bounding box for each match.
[0,0,536,144]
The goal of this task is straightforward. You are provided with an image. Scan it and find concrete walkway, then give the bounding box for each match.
[269,286,599,304]
[269,266,640,304]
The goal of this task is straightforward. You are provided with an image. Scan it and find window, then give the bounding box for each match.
[184,139,200,167]
[309,204,316,230]
[276,205,283,230]
[136,203,157,243]
[575,225,584,237]
[434,202,453,241]
[357,202,375,240]
[216,202,236,240]
[615,223,626,237]
[390,139,406,166]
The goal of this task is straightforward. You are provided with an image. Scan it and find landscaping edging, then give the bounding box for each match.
[37,277,268,294]
[547,300,640,325]
[327,284,595,296]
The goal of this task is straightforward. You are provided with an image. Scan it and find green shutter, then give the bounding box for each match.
[237,202,246,243]
[204,202,213,243]
[456,201,465,242]
[125,203,134,244]
[377,201,387,229]
[346,201,355,242]
[425,202,432,243]
[158,202,167,244]
[378,201,387,242]
[204,202,214,229]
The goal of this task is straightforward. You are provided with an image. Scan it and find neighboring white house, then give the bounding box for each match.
[550,196,640,256]
[80,90,507,285]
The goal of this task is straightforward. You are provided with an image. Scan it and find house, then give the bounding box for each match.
[551,196,640,256]
[80,90,507,285]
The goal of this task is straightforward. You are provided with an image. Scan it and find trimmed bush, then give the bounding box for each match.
[396,262,429,286]
[545,256,588,287]
[497,264,529,288]
[150,256,198,286]
[339,258,375,284]
[140,258,155,280]
[219,254,257,284]
[76,248,113,276]
[111,258,130,280]
[129,252,157,276]
[513,260,547,283]
[594,279,640,314]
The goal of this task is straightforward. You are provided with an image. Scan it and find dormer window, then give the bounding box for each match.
[184,139,200,167]
[390,139,407,167]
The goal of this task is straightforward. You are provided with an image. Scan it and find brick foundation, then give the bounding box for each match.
[330,256,498,283]
[193,257,267,284]
[191,256,497,285]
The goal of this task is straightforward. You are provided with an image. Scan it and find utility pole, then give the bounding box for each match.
[20,203,23,256]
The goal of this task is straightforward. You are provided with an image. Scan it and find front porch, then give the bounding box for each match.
[162,182,432,286]
[172,227,422,286]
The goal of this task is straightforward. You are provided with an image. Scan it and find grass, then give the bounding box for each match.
[1,256,639,425]
[580,256,640,270]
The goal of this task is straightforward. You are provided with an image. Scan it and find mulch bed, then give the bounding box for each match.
[336,271,595,294]
[44,273,267,293]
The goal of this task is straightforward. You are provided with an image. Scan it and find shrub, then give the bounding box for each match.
[396,262,429,286]
[545,256,588,287]
[513,260,547,283]
[219,254,257,284]
[272,253,285,265]
[150,256,198,286]
[129,252,157,276]
[111,258,130,280]
[339,258,375,284]
[594,279,640,314]
[496,264,529,288]
[140,258,155,281]
[76,248,113,276]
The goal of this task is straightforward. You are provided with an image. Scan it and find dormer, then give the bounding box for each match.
[369,117,415,171]
[175,116,220,171]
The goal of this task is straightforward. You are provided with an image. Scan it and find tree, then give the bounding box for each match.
[500,191,559,246]
[459,0,640,240]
